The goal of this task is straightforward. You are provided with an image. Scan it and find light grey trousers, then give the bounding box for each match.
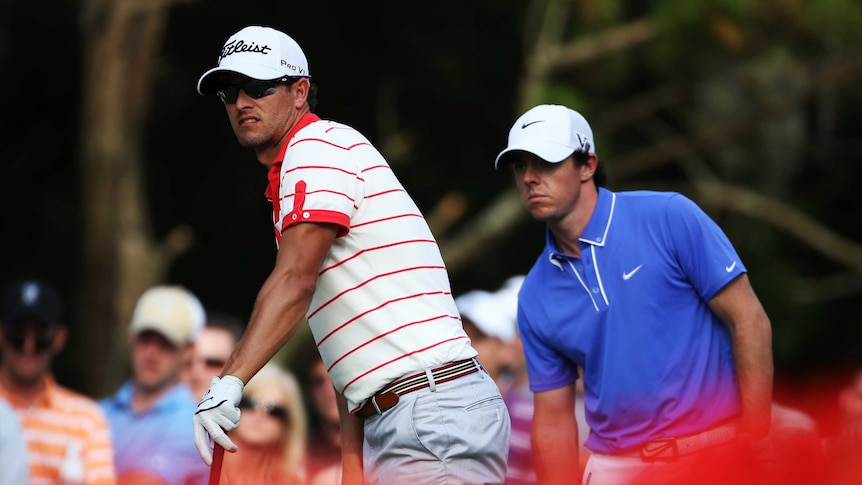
[362,364,511,485]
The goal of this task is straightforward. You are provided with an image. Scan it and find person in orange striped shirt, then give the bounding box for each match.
[0,278,116,485]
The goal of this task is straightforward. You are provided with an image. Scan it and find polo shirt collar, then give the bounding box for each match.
[0,374,58,409]
[579,187,615,246]
[264,113,321,201]
[110,380,191,414]
[545,187,615,266]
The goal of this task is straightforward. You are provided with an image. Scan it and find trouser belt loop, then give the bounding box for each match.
[356,359,478,418]
[371,395,382,415]
[425,367,437,392]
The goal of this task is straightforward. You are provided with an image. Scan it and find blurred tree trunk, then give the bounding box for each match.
[79,0,192,397]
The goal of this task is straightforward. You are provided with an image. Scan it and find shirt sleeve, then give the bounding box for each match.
[666,193,747,301]
[518,300,580,393]
[0,402,29,485]
[277,137,362,237]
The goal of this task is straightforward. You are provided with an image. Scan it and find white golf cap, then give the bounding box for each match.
[456,288,518,343]
[494,104,595,169]
[129,286,205,347]
[197,25,310,95]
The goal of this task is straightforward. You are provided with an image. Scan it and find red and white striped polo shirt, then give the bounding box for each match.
[265,114,476,412]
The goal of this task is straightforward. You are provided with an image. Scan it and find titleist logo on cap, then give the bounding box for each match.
[219,39,272,63]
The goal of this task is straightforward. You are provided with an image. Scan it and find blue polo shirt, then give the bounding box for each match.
[100,382,208,485]
[518,188,746,453]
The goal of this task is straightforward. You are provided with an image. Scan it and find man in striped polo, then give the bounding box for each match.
[0,278,116,485]
[192,26,510,484]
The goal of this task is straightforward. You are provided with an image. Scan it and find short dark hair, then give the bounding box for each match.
[573,150,607,188]
[285,77,318,112]
[307,82,319,112]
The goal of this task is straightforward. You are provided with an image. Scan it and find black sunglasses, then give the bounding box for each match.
[2,322,55,353]
[203,357,227,369]
[216,77,299,105]
[239,397,290,422]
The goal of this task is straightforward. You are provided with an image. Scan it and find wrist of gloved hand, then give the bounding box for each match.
[193,375,245,465]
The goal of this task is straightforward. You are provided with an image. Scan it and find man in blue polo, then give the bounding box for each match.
[494,104,774,485]
[101,286,209,485]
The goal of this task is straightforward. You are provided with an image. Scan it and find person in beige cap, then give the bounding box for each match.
[100,285,209,485]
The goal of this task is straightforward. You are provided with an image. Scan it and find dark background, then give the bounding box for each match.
[2,0,861,423]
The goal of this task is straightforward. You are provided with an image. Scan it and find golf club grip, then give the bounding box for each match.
[209,444,225,485]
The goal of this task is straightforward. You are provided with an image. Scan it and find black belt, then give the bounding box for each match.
[356,359,480,418]
[614,425,738,461]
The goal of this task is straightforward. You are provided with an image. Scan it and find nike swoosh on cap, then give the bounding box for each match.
[521,120,545,129]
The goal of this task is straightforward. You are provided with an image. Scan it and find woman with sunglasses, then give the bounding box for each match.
[218,362,307,485]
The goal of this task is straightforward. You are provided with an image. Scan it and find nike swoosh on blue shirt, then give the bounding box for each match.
[622,264,643,280]
[725,261,737,272]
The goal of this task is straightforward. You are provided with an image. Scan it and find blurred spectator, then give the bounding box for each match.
[483,276,536,485]
[184,313,244,400]
[217,361,307,485]
[0,397,29,485]
[100,285,209,485]
[767,401,822,485]
[454,288,515,391]
[0,278,116,485]
[837,369,862,432]
[299,347,342,485]
[824,369,862,483]
[463,275,592,485]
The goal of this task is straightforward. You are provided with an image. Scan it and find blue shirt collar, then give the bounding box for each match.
[109,380,193,414]
[545,187,616,262]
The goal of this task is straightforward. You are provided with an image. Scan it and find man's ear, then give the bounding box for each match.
[183,342,196,362]
[581,153,599,182]
[52,324,68,354]
[292,78,310,108]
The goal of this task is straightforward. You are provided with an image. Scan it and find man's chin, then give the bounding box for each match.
[9,367,46,387]
[234,130,266,149]
[528,207,553,222]
[135,374,177,394]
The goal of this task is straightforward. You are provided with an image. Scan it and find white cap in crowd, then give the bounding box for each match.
[495,104,595,169]
[456,290,514,343]
[455,275,526,343]
[197,25,310,95]
[129,286,206,347]
[495,275,525,329]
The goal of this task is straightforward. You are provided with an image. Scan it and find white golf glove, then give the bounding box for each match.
[193,375,244,465]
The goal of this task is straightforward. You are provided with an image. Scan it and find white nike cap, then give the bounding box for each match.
[197,25,310,95]
[455,290,516,343]
[494,104,595,169]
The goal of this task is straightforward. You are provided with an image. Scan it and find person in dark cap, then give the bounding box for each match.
[0,278,117,485]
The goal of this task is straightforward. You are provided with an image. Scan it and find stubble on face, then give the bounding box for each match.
[513,157,573,224]
[231,115,271,148]
[226,85,299,158]
[132,332,185,395]
[2,349,52,388]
